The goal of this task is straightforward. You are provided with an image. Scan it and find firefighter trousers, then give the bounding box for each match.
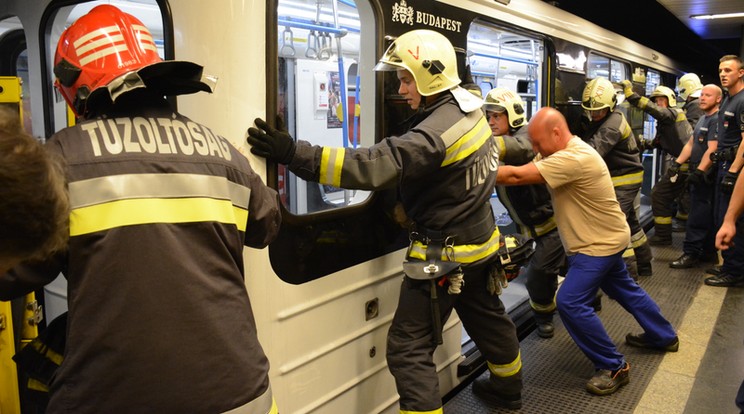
[651,170,688,238]
[387,260,522,413]
[616,184,652,272]
[557,252,676,370]
[524,229,563,315]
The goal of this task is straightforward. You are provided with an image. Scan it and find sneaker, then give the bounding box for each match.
[472,377,522,409]
[704,273,744,287]
[625,333,679,352]
[586,362,630,396]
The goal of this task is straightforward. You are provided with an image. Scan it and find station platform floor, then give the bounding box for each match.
[444,228,744,414]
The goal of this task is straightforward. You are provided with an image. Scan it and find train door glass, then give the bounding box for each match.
[276,0,374,214]
[41,0,165,323]
[466,20,544,228]
[46,0,165,136]
[0,18,31,133]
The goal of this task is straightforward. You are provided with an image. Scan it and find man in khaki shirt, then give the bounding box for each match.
[497,107,678,396]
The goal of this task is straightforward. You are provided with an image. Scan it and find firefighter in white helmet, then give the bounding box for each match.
[581,77,653,278]
[678,73,705,127]
[1,5,281,413]
[622,80,692,245]
[248,29,523,412]
[486,87,563,339]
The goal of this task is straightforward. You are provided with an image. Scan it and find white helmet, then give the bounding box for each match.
[581,77,617,111]
[483,87,526,128]
[677,73,703,100]
[650,85,677,107]
[374,29,460,96]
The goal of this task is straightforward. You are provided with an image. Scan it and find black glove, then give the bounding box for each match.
[721,171,739,195]
[687,169,712,186]
[247,116,296,164]
[666,161,681,182]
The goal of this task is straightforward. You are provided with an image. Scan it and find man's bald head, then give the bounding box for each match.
[527,107,573,157]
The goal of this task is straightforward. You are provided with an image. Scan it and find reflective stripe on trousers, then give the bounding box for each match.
[222,384,277,414]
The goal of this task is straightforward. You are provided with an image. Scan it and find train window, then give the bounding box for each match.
[0,18,32,134]
[467,20,545,119]
[276,0,373,215]
[45,0,165,135]
[587,52,630,83]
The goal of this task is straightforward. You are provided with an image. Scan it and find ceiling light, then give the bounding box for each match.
[690,12,744,20]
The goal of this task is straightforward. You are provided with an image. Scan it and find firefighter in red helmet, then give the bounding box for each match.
[1,5,281,413]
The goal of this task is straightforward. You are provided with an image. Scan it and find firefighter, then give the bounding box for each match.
[581,77,652,278]
[669,84,721,269]
[0,6,281,413]
[622,81,692,246]
[248,29,523,412]
[673,73,705,231]
[486,87,563,338]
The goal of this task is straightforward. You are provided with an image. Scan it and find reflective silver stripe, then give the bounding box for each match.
[440,109,482,147]
[222,384,276,414]
[69,173,250,209]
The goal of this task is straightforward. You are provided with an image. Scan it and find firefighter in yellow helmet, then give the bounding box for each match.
[581,77,653,278]
[248,29,523,412]
[1,6,281,413]
[678,73,705,127]
[622,80,692,245]
[486,87,564,338]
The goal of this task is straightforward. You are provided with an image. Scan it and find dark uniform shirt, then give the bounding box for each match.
[0,97,280,413]
[717,90,744,150]
[691,112,719,164]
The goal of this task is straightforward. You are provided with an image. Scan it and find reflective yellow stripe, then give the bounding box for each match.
[442,116,491,166]
[320,147,345,187]
[493,135,506,157]
[408,228,501,264]
[27,339,63,365]
[676,112,687,122]
[654,216,672,225]
[630,231,648,248]
[70,198,248,236]
[622,246,635,258]
[487,350,522,378]
[532,217,557,237]
[69,173,250,210]
[620,117,633,140]
[612,171,644,187]
[26,378,49,392]
[400,409,443,414]
[530,299,556,313]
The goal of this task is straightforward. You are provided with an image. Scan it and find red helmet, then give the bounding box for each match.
[54,5,214,117]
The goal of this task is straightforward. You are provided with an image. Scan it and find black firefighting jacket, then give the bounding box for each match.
[626,92,692,157]
[582,110,645,187]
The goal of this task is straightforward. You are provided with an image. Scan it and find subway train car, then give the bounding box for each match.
[0,0,696,413]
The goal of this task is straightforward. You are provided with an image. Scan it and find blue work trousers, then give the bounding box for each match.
[557,252,677,371]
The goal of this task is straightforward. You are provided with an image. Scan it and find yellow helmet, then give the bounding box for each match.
[483,87,526,128]
[374,29,460,96]
[581,77,617,111]
[677,73,703,100]
[650,85,677,107]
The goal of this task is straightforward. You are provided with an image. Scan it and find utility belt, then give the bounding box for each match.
[711,145,740,162]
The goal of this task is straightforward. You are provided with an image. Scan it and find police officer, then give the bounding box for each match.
[248,30,523,412]
[622,81,692,246]
[705,55,744,287]
[1,6,281,413]
[669,84,722,269]
[486,87,563,338]
[582,78,653,277]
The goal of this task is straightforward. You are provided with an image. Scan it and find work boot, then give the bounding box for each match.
[534,313,554,339]
[586,362,630,396]
[637,261,653,276]
[625,333,679,352]
[670,253,699,269]
[649,223,672,246]
[472,377,522,410]
[704,273,744,288]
